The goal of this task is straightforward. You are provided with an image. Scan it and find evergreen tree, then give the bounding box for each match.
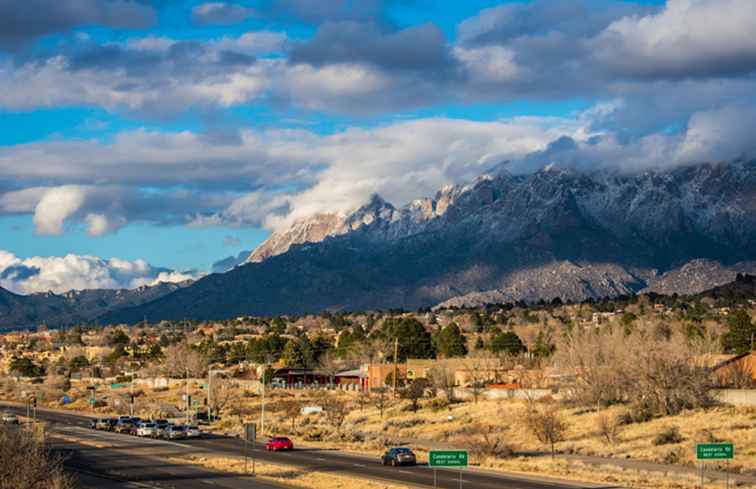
[490,331,526,355]
[282,339,307,368]
[722,309,756,354]
[532,331,556,358]
[381,317,435,361]
[433,323,468,358]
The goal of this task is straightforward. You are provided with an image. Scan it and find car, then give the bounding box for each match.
[127,423,140,436]
[95,418,112,430]
[164,425,187,440]
[106,418,119,431]
[88,418,98,429]
[117,415,132,423]
[1,412,18,424]
[136,422,157,437]
[154,422,171,439]
[265,437,294,451]
[114,420,134,434]
[185,425,202,438]
[381,447,416,467]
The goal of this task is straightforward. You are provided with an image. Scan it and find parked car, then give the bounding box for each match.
[185,425,201,438]
[381,447,416,467]
[88,418,98,429]
[154,422,171,438]
[127,423,140,436]
[1,412,18,424]
[95,418,112,430]
[106,418,119,431]
[164,425,187,440]
[136,422,157,437]
[114,420,134,434]
[265,437,294,451]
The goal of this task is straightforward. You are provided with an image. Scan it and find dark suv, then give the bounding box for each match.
[381,447,416,466]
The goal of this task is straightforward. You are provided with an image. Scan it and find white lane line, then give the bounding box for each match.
[352,463,366,468]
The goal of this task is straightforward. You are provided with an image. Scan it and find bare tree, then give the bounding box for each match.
[161,341,209,378]
[318,351,343,386]
[279,398,301,431]
[209,376,235,415]
[596,413,623,445]
[402,378,431,412]
[428,363,457,404]
[322,395,350,436]
[0,426,74,489]
[524,403,568,458]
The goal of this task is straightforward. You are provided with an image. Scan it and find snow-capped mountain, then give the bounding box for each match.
[100,160,756,322]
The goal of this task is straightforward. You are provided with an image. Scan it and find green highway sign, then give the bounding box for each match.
[697,443,734,460]
[429,450,468,467]
[111,383,126,388]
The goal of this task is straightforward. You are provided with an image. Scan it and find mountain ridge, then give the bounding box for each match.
[101,160,756,322]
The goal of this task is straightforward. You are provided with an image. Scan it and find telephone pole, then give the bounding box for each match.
[392,337,399,398]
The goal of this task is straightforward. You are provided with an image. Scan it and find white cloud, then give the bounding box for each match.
[0,250,201,295]
[593,0,756,78]
[33,185,86,235]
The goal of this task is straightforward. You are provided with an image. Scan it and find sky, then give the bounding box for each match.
[2,0,756,294]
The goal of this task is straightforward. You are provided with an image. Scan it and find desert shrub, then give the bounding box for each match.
[351,416,368,425]
[661,447,686,464]
[458,423,514,459]
[384,418,422,430]
[696,429,723,443]
[427,397,450,412]
[653,426,685,446]
[616,407,654,425]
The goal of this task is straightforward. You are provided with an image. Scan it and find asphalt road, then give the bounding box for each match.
[2,403,616,489]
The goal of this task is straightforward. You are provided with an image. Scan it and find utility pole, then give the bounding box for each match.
[260,356,270,437]
[392,337,399,398]
[185,320,190,425]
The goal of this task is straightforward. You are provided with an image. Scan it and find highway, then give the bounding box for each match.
[1,403,614,489]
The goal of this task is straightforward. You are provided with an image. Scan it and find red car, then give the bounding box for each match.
[265,436,294,451]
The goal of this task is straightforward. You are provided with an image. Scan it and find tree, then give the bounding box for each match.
[67,355,89,372]
[321,395,349,436]
[282,339,309,368]
[428,364,456,404]
[108,329,130,347]
[403,378,431,412]
[0,425,75,489]
[490,331,526,355]
[9,357,44,377]
[524,404,568,458]
[721,309,756,354]
[381,317,435,361]
[531,331,555,358]
[433,323,468,358]
[318,351,343,385]
[161,341,209,378]
[280,399,301,431]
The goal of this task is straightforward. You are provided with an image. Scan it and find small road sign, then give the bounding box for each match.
[429,450,468,467]
[697,443,734,460]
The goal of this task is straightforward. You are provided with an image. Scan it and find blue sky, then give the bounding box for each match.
[1,0,755,293]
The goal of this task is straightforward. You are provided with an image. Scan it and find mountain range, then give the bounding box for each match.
[2,160,755,327]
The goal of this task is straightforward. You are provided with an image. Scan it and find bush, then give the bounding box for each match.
[384,418,422,430]
[661,447,685,464]
[653,426,685,446]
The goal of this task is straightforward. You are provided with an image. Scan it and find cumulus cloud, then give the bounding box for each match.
[0,250,201,295]
[593,0,756,79]
[192,2,257,25]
